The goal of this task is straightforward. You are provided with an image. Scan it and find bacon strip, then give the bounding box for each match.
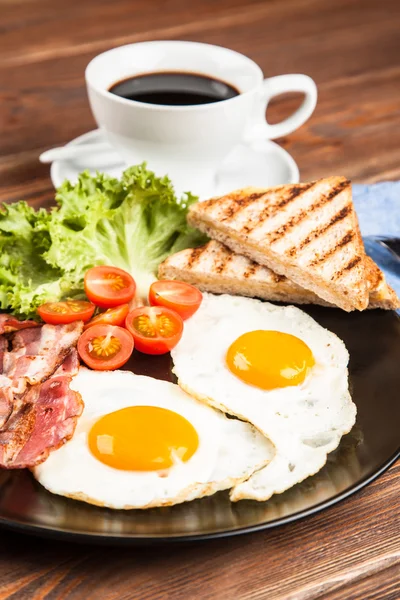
[0,349,83,469]
[0,319,84,468]
[3,322,83,388]
[0,338,13,427]
[0,379,13,429]
[0,336,7,374]
[0,315,39,335]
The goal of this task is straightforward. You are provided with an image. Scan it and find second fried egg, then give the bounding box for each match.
[171,293,356,502]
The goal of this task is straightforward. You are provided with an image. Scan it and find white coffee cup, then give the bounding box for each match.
[86,41,317,196]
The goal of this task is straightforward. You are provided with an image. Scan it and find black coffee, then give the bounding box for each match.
[108,72,240,106]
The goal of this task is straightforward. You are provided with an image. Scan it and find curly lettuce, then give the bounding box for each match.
[0,202,84,319]
[0,164,207,317]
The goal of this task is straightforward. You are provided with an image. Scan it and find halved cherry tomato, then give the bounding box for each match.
[149,280,203,320]
[77,324,134,370]
[83,304,130,331]
[38,300,95,325]
[84,266,136,308]
[125,306,183,355]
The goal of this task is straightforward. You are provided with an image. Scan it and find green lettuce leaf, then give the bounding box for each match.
[44,164,207,301]
[0,202,83,319]
[0,164,207,317]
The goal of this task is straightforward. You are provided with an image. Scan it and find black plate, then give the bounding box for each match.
[0,307,399,544]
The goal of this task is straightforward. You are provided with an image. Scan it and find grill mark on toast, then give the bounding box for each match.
[248,192,267,201]
[214,251,232,275]
[332,256,362,280]
[220,192,266,222]
[375,269,383,284]
[309,230,355,267]
[198,196,222,210]
[274,182,314,211]
[185,246,206,269]
[336,231,355,249]
[269,180,350,245]
[243,263,257,279]
[271,272,286,283]
[242,182,315,235]
[287,203,352,256]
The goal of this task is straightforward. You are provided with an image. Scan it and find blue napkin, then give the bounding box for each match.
[353,182,400,297]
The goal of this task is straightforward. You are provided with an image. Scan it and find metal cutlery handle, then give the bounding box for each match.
[39,142,111,163]
[366,236,400,261]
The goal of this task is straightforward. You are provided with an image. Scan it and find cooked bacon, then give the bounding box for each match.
[0,336,7,374]
[0,349,82,469]
[0,338,13,427]
[0,321,84,468]
[0,314,40,335]
[0,378,13,429]
[52,348,80,377]
[2,321,83,390]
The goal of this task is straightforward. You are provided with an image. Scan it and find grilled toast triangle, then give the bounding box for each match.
[158,241,400,310]
[159,240,316,305]
[187,178,370,311]
[364,256,400,309]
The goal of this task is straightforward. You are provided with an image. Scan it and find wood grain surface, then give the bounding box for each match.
[1,0,400,598]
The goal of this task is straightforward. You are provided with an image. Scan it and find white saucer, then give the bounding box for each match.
[50,129,300,195]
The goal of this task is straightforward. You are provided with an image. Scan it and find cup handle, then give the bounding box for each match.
[244,74,317,142]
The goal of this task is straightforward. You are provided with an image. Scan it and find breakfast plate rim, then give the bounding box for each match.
[0,445,398,546]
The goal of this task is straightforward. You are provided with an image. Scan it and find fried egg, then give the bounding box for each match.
[32,368,274,509]
[171,293,356,502]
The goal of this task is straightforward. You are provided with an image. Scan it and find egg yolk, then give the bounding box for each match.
[88,406,199,471]
[226,330,315,390]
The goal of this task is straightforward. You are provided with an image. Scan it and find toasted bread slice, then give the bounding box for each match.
[187,178,369,312]
[159,240,318,305]
[158,241,400,310]
[365,256,400,309]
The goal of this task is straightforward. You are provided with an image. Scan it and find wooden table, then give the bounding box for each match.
[1,0,399,597]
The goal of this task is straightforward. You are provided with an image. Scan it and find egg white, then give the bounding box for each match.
[171,293,357,502]
[32,368,274,509]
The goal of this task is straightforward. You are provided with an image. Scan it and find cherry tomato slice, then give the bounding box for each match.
[83,304,130,331]
[78,324,134,370]
[84,266,136,308]
[38,300,95,325]
[125,306,183,355]
[149,280,203,320]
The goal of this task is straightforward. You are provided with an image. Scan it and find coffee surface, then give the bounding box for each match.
[108,72,240,105]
